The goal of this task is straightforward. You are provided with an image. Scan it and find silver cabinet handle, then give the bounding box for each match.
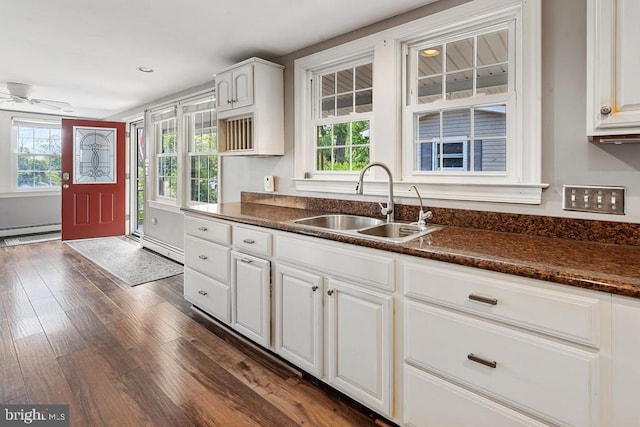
[468,294,498,306]
[242,239,255,244]
[600,105,612,115]
[198,226,208,231]
[311,286,318,292]
[327,289,334,296]
[227,100,232,104]
[198,255,208,260]
[241,258,253,264]
[467,353,497,369]
[198,290,208,296]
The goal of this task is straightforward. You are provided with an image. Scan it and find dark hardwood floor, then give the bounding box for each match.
[0,240,390,427]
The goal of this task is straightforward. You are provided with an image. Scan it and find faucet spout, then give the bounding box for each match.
[408,185,433,231]
[356,162,394,222]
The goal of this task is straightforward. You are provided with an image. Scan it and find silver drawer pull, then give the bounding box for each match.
[198,255,208,260]
[198,290,208,296]
[241,258,253,264]
[242,238,255,244]
[468,293,498,306]
[467,353,497,369]
[198,226,208,231]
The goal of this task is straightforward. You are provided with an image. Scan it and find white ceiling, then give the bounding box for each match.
[0,0,437,119]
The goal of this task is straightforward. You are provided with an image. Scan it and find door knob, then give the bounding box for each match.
[62,172,69,181]
[62,184,69,189]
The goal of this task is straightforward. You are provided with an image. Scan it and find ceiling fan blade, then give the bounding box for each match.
[31,99,72,110]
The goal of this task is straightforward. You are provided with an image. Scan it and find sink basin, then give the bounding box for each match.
[357,222,442,242]
[294,214,385,230]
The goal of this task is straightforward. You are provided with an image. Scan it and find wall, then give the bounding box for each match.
[230,0,640,223]
[0,110,62,236]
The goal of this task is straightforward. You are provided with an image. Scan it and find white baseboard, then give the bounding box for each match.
[0,224,61,238]
[141,235,184,264]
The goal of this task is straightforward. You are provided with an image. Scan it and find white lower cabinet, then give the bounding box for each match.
[274,263,324,377]
[231,250,271,347]
[184,267,231,324]
[404,365,547,427]
[326,278,393,416]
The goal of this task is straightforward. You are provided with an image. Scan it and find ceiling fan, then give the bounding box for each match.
[0,82,71,110]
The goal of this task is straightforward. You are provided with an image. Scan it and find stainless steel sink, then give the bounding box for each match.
[294,214,384,230]
[357,222,442,242]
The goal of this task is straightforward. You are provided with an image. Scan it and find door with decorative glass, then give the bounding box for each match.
[61,119,126,240]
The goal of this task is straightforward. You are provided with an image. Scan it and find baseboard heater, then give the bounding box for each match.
[141,235,184,264]
[0,223,61,238]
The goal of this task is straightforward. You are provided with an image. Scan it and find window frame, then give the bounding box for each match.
[154,116,178,202]
[185,105,219,205]
[12,117,62,193]
[293,0,544,204]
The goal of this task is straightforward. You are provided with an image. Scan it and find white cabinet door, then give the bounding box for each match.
[326,278,392,417]
[274,263,323,377]
[216,63,253,112]
[216,70,233,113]
[611,295,640,426]
[231,250,270,347]
[231,63,254,109]
[588,0,640,136]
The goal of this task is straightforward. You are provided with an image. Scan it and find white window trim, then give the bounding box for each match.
[11,117,62,193]
[293,0,545,204]
[185,104,219,206]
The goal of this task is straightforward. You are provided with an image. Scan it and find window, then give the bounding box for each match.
[406,26,512,177]
[13,118,62,190]
[294,0,541,203]
[186,107,218,204]
[313,60,373,172]
[155,117,177,200]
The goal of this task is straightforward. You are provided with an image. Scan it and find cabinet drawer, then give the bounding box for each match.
[404,365,547,427]
[233,226,272,257]
[184,267,230,324]
[405,301,599,427]
[184,214,231,245]
[403,259,602,347]
[278,235,395,291]
[184,235,230,283]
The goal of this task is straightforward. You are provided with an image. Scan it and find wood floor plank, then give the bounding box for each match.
[29,296,86,357]
[162,337,298,426]
[0,319,26,403]
[58,347,143,427]
[14,261,54,301]
[112,368,194,427]
[180,391,266,427]
[14,333,89,427]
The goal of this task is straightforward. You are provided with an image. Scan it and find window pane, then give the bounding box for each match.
[474,105,507,137]
[336,68,353,93]
[478,30,508,66]
[18,127,34,152]
[336,93,353,116]
[474,138,506,171]
[352,146,369,171]
[418,75,443,104]
[333,122,349,147]
[191,156,199,179]
[17,171,32,187]
[355,90,372,113]
[334,147,350,170]
[443,109,471,139]
[416,112,440,141]
[33,156,49,171]
[446,37,473,72]
[477,65,508,95]
[322,73,335,96]
[317,148,332,171]
[418,46,443,77]
[446,70,473,100]
[416,142,434,171]
[351,120,370,146]
[356,64,372,89]
[322,96,335,118]
[34,172,48,187]
[317,125,332,147]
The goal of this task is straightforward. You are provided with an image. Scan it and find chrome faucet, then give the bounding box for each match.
[356,161,395,222]
[408,185,433,231]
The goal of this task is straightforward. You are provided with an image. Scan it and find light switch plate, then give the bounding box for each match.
[264,175,275,192]
[562,185,625,215]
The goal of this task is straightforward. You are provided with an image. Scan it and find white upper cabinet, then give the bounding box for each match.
[214,57,284,155]
[587,0,640,139]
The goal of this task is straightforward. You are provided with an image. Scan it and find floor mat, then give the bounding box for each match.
[66,236,183,286]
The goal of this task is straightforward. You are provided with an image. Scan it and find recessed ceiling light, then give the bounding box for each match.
[137,66,154,73]
[420,48,440,58]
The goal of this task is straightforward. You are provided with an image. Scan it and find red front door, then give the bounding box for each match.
[61,119,126,241]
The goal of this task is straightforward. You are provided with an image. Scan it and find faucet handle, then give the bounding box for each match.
[378,202,390,216]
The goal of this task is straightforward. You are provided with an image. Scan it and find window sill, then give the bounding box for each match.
[0,190,61,198]
[293,178,548,205]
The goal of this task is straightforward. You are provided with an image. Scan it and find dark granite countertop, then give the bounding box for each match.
[183,196,640,299]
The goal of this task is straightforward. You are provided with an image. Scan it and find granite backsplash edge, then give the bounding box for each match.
[241,192,640,247]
